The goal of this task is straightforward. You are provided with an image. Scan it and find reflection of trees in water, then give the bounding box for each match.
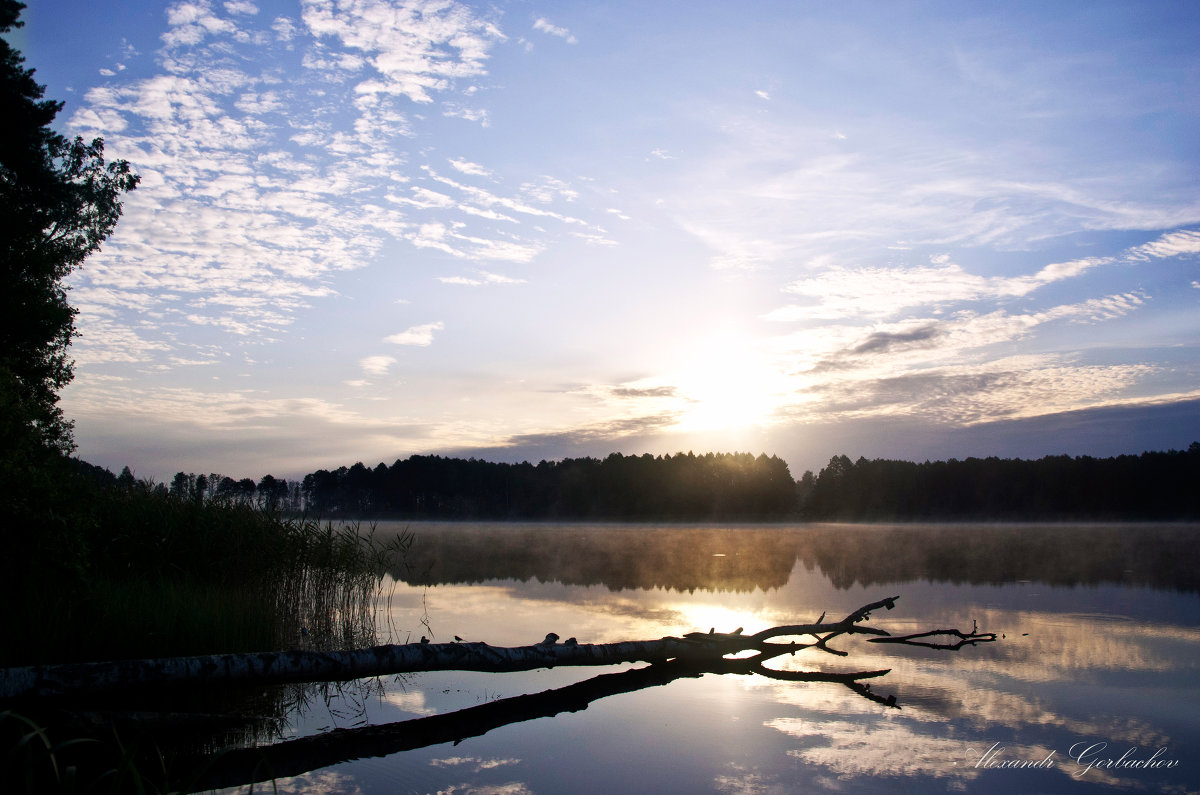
[803,524,1200,592]
[399,526,800,592]
[391,524,1200,593]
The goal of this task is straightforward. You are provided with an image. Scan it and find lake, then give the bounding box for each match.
[223,522,1200,794]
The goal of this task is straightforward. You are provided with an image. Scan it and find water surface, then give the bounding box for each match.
[243,523,1200,794]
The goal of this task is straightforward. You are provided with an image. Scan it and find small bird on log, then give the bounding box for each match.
[420,636,430,644]
[540,633,559,645]
[454,636,463,642]
[564,637,578,646]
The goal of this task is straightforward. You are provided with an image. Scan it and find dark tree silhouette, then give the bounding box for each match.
[797,443,1200,520]
[0,0,138,456]
[292,451,798,520]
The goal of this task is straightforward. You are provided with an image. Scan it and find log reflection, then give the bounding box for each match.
[185,660,894,792]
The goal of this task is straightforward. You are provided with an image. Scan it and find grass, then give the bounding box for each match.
[3,474,409,666]
[0,467,412,792]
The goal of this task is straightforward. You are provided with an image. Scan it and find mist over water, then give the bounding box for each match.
[384,522,1200,594]
[245,521,1200,793]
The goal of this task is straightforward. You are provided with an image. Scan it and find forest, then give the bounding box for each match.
[154,451,800,520]
[149,442,1200,521]
[795,444,1200,520]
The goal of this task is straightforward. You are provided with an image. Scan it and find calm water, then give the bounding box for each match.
[225,523,1200,794]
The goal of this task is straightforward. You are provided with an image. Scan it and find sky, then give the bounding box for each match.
[13,0,1200,482]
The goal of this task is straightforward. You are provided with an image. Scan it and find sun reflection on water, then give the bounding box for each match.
[291,522,1200,793]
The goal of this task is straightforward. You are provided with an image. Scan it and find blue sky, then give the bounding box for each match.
[15,0,1200,481]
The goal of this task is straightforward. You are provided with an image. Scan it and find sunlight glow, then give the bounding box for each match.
[671,328,791,434]
[671,603,766,637]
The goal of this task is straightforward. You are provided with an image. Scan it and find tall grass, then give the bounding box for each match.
[2,476,409,666]
[1,477,412,792]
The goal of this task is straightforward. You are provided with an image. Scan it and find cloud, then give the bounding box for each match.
[63,0,605,375]
[666,91,1200,274]
[438,271,526,286]
[791,292,1149,379]
[791,358,1162,426]
[849,324,943,355]
[611,386,678,399]
[449,158,492,177]
[532,18,577,44]
[498,412,683,451]
[767,254,1114,323]
[443,103,489,126]
[423,166,590,226]
[271,16,297,40]
[1124,228,1200,260]
[385,322,444,346]
[224,0,258,14]
[360,355,396,376]
[302,0,504,105]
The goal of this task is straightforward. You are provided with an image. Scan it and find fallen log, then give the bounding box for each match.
[0,596,995,700]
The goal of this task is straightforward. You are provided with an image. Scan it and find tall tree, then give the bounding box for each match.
[1,1,138,455]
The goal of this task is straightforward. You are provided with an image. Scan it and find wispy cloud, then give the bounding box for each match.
[766,230,1185,325]
[1124,228,1200,260]
[302,0,502,104]
[360,355,396,376]
[449,158,492,177]
[438,271,526,286]
[532,18,577,44]
[385,322,444,346]
[64,0,596,369]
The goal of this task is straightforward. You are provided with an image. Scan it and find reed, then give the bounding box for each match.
[2,476,410,666]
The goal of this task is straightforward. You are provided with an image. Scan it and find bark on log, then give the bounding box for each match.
[0,596,994,700]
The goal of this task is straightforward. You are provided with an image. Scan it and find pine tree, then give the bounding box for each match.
[1,0,138,455]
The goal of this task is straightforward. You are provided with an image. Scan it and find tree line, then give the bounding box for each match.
[795,443,1200,520]
[141,442,1200,521]
[301,451,798,519]
[140,452,797,520]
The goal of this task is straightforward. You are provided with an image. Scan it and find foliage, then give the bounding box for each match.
[0,0,138,455]
[296,451,799,520]
[0,463,406,667]
[797,443,1200,520]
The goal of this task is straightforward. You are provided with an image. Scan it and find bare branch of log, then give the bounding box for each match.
[183,660,895,792]
[0,596,992,700]
[868,624,998,651]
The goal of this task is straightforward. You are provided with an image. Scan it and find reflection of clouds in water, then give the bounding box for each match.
[774,719,1151,791]
[384,688,438,716]
[713,762,792,794]
[770,719,991,783]
[430,756,522,773]
[755,651,1172,749]
[268,770,366,794]
[371,535,1194,793]
[848,606,1200,701]
[984,608,1200,675]
[434,784,533,795]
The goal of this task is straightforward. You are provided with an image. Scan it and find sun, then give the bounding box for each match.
[671,328,789,434]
